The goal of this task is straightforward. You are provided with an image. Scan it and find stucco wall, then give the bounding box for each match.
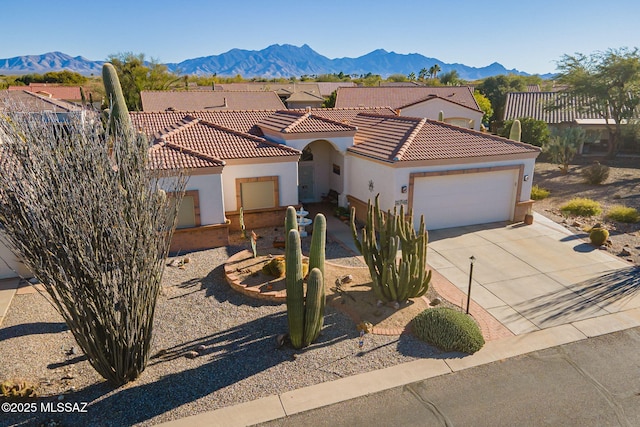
[348,154,537,218]
[223,161,298,212]
[401,99,483,130]
[347,155,396,211]
[0,234,31,279]
[183,174,226,225]
[279,136,354,153]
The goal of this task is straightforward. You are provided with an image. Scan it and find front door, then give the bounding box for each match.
[298,163,314,202]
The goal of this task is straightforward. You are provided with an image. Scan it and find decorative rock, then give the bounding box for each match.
[341,275,353,284]
[276,333,287,348]
[430,297,442,306]
[185,351,199,359]
[571,221,582,228]
[621,247,633,257]
[57,395,64,401]
[195,345,206,353]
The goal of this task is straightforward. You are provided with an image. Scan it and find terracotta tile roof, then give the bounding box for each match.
[290,107,397,125]
[503,92,605,123]
[8,84,84,101]
[285,91,325,102]
[140,90,286,111]
[145,115,300,170]
[335,86,480,111]
[131,110,277,136]
[348,113,539,162]
[302,82,356,97]
[0,90,81,113]
[258,110,356,134]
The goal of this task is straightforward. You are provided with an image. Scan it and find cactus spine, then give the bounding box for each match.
[350,195,431,304]
[102,63,134,140]
[285,209,326,349]
[509,119,522,142]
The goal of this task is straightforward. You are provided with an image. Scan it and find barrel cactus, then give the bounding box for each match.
[589,227,609,247]
[350,195,431,304]
[285,209,326,349]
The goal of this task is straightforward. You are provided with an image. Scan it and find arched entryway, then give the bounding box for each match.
[298,139,344,204]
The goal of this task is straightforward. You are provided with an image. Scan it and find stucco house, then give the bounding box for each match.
[502,91,636,154]
[133,107,539,252]
[140,90,286,112]
[334,86,484,130]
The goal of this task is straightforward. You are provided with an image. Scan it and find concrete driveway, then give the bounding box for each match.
[428,213,639,335]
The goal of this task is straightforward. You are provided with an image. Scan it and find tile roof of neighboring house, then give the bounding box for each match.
[302,82,356,97]
[214,83,323,99]
[131,110,277,136]
[527,84,541,92]
[8,84,84,101]
[0,90,82,113]
[284,90,325,103]
[348,113,539,163]
[148,115,300,170]
[258,110,357,134]
[335,86,480,111]
[290,107,397,125]
[140,90,286,111]
[503,92,606,123]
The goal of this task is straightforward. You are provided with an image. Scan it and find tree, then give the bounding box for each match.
[439,70,463,86]
[0,66,187,386]
[476,74,527,125]
[473,90,494,125]
[408,72,416,81]
[418,68,428,82]
[499,117,550,147]
[555,47,640,157]
[429,64,441,79]
[543,127,586,173]
[323,90,337,108]
[106,53,182,111]
[387,73,408,82]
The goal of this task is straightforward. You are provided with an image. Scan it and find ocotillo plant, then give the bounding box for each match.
[350,195,431,304]
[285,210,326,349]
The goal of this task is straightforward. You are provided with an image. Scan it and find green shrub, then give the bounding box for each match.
[412,307,485,354]
[589,228,609,246]
[581,162,610,185]
[560,198,602,217]
[606,205,640,223]
[530,185,550,200]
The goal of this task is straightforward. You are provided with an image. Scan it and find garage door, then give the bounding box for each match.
[412,169,518,230]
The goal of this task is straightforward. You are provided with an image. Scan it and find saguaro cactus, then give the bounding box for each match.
[285,209,326,349]
[102,63,134,140]
[509,119,522,142]
[350,195,431,304]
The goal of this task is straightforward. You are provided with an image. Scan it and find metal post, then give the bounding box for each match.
[466,256,475,314]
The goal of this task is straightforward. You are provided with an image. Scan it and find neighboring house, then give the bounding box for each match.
[214,83,325,109]
[140,90,286,111]
[8,83,89,103]
[0,232,30,280]
[303,82,356,98]
[503,92,618,153]
[0,90,85,122]
[334,86,484,130]
[133,106,539,252]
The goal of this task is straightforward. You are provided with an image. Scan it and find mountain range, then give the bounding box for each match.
[0,44,552,80]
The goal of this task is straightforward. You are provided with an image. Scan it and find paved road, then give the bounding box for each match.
[255,327,640,427]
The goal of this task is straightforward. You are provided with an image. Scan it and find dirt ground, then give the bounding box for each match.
[227,228,431,333]
[532,156,640,264]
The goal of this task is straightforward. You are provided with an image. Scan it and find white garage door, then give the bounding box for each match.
[412,169,518,230]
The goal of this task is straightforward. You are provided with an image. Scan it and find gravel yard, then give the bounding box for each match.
[532,157,640,265]
[0,234,441,427]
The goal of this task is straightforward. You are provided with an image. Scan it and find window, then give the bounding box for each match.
[171,190,200,229]
[236,176,279,210]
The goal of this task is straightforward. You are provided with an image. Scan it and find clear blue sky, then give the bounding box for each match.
[2,0,639,75]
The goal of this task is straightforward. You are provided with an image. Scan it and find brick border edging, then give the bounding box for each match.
[224,250,287,302]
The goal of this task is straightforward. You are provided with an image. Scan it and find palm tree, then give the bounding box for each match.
[419,68,428,81]
[429,64,441,79]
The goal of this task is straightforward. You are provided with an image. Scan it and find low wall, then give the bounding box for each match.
[226,205,300,232]
[170,223,229,254]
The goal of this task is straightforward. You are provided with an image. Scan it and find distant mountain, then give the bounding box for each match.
[0,45,553,80]
[0,52,104,75]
